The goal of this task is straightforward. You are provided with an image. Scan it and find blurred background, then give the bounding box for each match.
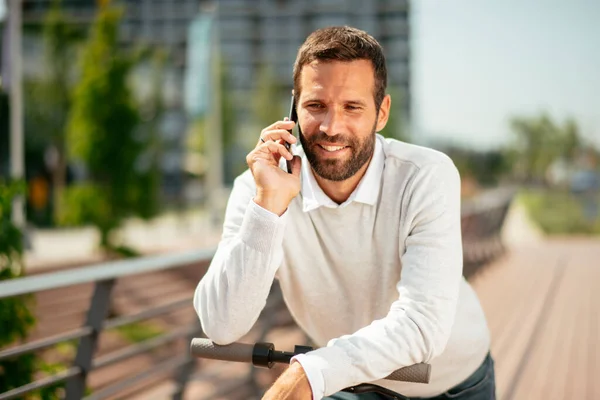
[0,0,598,399]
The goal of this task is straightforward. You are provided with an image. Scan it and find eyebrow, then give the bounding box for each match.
[302,99,368,107]
[345,100,367,107]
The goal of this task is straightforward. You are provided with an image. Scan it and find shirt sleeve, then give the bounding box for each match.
[293,160,463,396]
[291,354,326,400]
[193,171,289,344]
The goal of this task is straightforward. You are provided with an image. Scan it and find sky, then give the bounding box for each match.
[411,0,600,150]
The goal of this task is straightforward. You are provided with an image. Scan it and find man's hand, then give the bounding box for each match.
[262,362,313,400]
[247,119,302,216]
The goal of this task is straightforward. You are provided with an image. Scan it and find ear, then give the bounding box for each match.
[375,94,391,132]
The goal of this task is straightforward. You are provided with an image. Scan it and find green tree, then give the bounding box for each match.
[24,2,82,225]
[0,92,8,176]
[0,181,62,399]
[444,147,511,187]
[62,3,158,253]
[42,2,80,223]
[509,113,584,184]
[561,118,582,163]
[0,181,35,394]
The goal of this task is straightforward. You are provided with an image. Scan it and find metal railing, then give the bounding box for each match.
[0,189,514,400]
[461,188,515,278]
[0,249,215,400]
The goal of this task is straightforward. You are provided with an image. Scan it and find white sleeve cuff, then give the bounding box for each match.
[237,200,288,253]
[291,354,326,400]
[249,198,287,221]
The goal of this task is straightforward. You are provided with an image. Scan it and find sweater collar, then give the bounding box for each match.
[300,135,384,212]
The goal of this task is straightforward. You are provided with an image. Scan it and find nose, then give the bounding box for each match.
[319,108,344,136]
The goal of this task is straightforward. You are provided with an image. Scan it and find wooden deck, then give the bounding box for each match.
[469,237,600,400]
[131,236,600,400]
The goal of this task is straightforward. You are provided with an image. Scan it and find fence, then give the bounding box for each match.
[461,188,514,278]
[0,189,513,399]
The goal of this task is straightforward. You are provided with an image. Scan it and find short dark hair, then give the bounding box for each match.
[293,26,388,111]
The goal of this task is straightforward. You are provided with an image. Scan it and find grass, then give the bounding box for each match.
[114,321,165,344]
[519,188,600,235]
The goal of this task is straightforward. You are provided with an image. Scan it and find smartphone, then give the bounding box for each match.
[285,92,298,173]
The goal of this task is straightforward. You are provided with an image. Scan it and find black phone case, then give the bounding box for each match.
[286,93,298,173]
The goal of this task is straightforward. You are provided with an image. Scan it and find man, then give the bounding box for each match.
[194,26,495,399]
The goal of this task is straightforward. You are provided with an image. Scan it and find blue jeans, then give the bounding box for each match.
[324,353,496,400]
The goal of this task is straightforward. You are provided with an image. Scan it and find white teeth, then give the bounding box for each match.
[321,145,345,152]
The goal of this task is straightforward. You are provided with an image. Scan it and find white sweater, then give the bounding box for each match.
[194,135,490,398]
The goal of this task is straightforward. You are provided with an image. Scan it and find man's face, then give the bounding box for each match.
[297,59,389,181]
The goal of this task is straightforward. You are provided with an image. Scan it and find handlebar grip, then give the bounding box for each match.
[190,338,254,363]
[190,338,431,384]
[384,363,431,384]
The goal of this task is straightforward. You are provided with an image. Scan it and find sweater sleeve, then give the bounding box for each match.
[294,160,463,397]
[193,171,288,344]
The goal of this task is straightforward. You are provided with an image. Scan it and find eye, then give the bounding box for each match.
[345,104,362,111]
[306,103,324,110]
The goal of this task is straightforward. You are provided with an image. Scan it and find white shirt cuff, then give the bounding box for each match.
[237,199,288,253]
[250,198,287,221]
[291,354,325,400]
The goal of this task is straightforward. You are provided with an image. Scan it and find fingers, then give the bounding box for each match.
[247,140,293,168]
[258,120,297,146]
[258,130,296,146]
[260,129,296,143]
[262,140,293,161]
[266,119,295,131]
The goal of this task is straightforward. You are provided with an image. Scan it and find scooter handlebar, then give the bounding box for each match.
[190,338,431,384]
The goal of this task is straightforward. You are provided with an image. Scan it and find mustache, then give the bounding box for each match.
[302,131,354,146]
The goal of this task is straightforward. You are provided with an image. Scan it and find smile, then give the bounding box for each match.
[318,144,348,152]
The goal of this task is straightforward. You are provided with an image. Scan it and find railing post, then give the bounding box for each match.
[65,279,116,399]
[171,323,202,400]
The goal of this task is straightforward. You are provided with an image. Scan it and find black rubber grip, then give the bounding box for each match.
[190,338,254,363]
[190,339,430,383]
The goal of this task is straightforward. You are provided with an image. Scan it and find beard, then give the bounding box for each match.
[300,120,377,182]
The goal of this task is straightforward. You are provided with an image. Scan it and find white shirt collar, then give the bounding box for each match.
[299,134,385,212]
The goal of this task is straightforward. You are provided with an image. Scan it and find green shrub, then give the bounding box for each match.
[114,321,164,344]
[0,180,63,398]
[0,180,36,394]
[519,189,600,235]
[64,3,159,252]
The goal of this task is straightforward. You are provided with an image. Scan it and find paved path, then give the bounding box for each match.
[469,237,600,400]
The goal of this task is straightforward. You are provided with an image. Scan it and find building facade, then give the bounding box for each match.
[9,0,410,198]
